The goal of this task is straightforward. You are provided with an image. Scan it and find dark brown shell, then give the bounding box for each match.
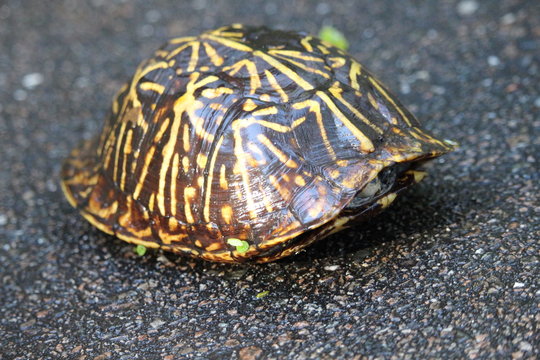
[61,24,454,263]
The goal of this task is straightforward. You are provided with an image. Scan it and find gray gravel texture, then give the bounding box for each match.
[1,0,539,359]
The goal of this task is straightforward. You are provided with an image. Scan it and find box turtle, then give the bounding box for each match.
[61,24,455,263]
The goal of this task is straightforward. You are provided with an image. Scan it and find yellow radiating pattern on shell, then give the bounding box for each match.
[61,24,455,263]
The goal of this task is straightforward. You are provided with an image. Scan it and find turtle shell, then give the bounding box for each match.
[61,24,455,263]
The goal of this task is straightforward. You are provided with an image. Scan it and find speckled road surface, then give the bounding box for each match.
[1,1,538,359]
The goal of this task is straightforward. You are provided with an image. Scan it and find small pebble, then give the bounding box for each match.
[150,319,165,329]
[400,81,411,94]
[316,2,331,15]
[457,0,479,16]
[501,13,516,25]
[145,9,161,23]
[488,55,501,67]
[482,78,493,87]
[519,341,532,352]
[432,85,446,95]
[415,70,430,80]
[75,77,90,88]
[14,89,27,101]
[139,24,154,37]
[513,282,525,289]
[0,214,7,226]
[324,265,340,271]
[22,72,44,89]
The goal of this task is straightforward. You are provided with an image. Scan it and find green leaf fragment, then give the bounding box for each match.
[256,290,270,299]
[319,26,349,50]
[236,242,249,253]
[135,244,147,256]
[227,238,250,253]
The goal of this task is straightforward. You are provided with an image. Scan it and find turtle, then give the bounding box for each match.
[61,24,455,263]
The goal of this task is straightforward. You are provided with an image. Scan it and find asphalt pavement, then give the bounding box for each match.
[0,0,538,358]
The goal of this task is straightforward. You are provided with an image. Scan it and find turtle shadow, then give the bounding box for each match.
[89,178,477,283]
[152,179,474,274]
[63,180,474,306]
[278,178,476,264]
